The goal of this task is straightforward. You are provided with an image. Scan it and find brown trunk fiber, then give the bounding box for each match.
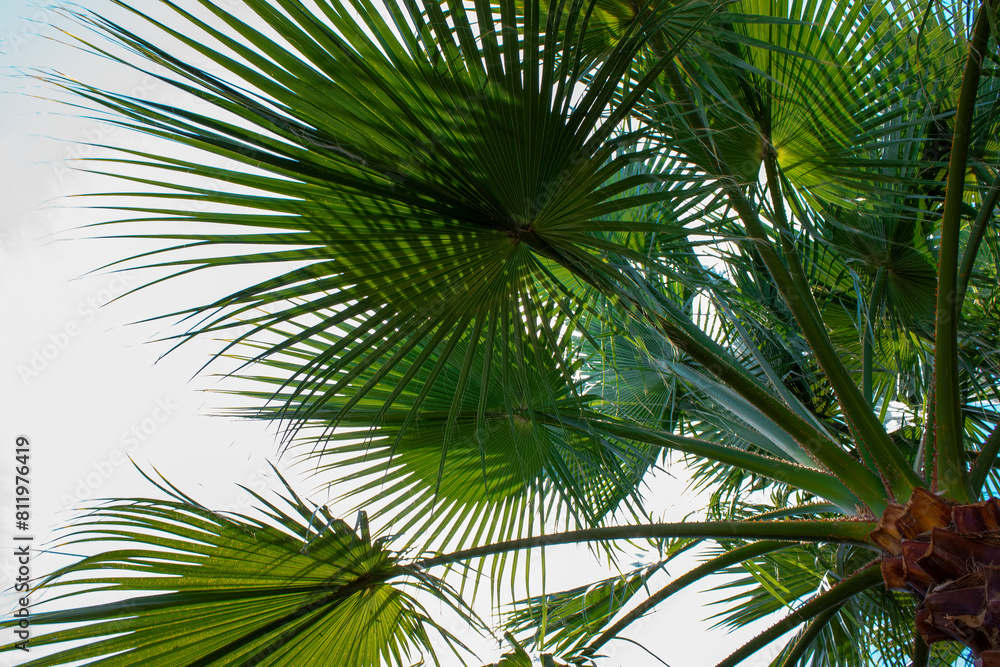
[871,490,1000,662]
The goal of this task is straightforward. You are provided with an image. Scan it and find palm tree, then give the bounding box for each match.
[2,0,999,664]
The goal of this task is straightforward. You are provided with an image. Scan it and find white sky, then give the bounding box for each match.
[0,2,785,665]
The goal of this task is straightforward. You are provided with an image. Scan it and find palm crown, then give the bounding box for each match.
[3,0,999,664]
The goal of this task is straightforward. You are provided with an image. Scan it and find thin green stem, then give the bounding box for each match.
[644,42,900,507]
[911,627,930,667]
[609,266,887,511]
[763,157,822,334]
[555,414,862,512]
[660,53,725,174]
[413,520,875,571]
[934,0,992,503]
[715,564,883,667]
[726,184,921,500]
[856,264,889,474]
[956,168,1000,316]
[776,602,846,667]
[516,208,885,509]
[863,266,887,408]
[650,299,888,512]
[587,541,787,653]
[764,163,880,466]
[921,389,937,485]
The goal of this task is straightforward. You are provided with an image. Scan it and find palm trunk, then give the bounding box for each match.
[873,489,1000,664]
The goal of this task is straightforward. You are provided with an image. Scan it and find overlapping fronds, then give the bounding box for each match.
[710,542,969,666]
[0,470,476,666]
[52,0,721,449]
[12,0,1000,663]
[222,323,657,562]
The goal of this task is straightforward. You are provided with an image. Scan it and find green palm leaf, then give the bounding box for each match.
[223,325,656,559]
[55,0,716,450]
[503,558,665,661]
[0,470,475,666]
[711,542,969,666]
[642,0,965,202]
[20,0,1000,663]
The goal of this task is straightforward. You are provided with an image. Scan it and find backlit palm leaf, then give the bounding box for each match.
[501,546,689,663]
[223,324,656,560]
[13,0,1000,663]
[711,542,969,666]
[0,470,475,666]
[56,0,716,449]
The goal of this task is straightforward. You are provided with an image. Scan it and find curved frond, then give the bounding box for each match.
[224,327,657,557]
[0,470,477,667]
[56,0,717,448]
